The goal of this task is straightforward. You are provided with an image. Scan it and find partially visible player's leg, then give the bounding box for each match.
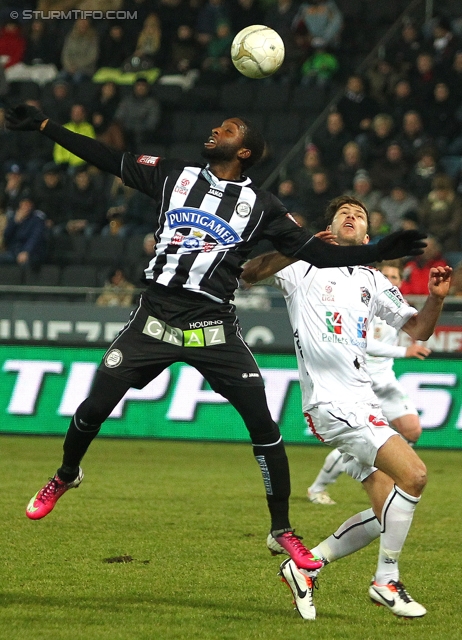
[391,414,422,446]
[26,372,133,520]
[307,448,345,504]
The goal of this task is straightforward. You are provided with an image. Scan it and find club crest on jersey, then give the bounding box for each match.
[235,201,251,217]
[167,207,242,245]
[360,286,371,306]
[137,155,160,166]
[174,177,191,196]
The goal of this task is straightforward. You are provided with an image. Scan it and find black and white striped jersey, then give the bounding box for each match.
[121,153,311,302]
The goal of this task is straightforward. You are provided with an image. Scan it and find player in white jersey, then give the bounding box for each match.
[307,260,431,505]
[242,195,452,620]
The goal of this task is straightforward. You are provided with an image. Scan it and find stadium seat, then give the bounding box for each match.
[60,265,98,287]
[170,111,194,142]
[0,264,24,285]
[83,236,125,267]
[253,83,290,112]
[167,142,202,162]
[47,234,88,266]
[218,82,256,112]
[24,265,61,286]
[266,113,302,143]
[291,85,328,114]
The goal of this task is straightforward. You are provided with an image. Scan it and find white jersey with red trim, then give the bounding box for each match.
[366,316,407,379]
[267,262,417,409]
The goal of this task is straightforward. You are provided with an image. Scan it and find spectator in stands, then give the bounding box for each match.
[126,13,164,71]
[0,190,47,267]
[201,20,235,84]
[265,0,301,80]
[155,0,198,48]
[90,82,124,151]
[230,0,264,35]
[335,141,363,192]
[419,174,462,253]
[444,50,462,103]
[115,78,161,151]
[368,209,390,243]
[299,169,336,231]
[127,231,157,284]
[410,52,439,105]
[96,267,136,308]
[292,0,343,51]
[14,99,54,175]
[365,58,403,107]
[291,142,323,201]
[97,24,132,70]
[401,235,447,295]
[0,19,25,71]
[388,79,420,126]
[378,181,419,231]
[122,0,159,49]
[407,147,440,200]
[448,261,462,296]
[431,15,461,71]
[369,141,409,193]
[276,179,304,215]
[54,104,96,167]
[400,210,421,231]
[60,18,99,84]
[0,106,19,170]
[165,24,202,75]
[388,19,422,73]
[196,0,230,47]
[336,74,379,136]
[425,82,460,153]
[345,169,381,211]
[312,111,351,168]
[32,162,68,236]
[23,20,58,67]
[396,110,433,162]
[300,45,339,87]
[358,113,395,164]
[0,163,27,212]
[103,176,154,238]
[64,165,106,236]
[42,80,74,126]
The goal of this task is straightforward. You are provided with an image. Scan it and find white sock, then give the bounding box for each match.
[375,485,420,585]
[311,508,381,564]
[309,448,346,494]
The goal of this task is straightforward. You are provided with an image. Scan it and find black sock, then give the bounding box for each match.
[57,415,101,481]
[253,440,291,531]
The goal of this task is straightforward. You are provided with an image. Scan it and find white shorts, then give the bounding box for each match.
[372,376,418,423]
[304,401,398,482]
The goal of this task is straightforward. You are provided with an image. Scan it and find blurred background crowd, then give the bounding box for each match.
[1,0,462,301]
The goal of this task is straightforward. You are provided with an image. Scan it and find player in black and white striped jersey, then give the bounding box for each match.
[6,104,425,579]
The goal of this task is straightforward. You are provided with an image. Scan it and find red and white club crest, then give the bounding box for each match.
[137,155,160,166]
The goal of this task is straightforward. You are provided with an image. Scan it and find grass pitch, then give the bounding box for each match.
[0,435,460,640]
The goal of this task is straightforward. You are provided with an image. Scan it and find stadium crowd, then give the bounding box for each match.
[0,0,462,296]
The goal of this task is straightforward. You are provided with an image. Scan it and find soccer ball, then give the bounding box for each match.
[231,25,285,79]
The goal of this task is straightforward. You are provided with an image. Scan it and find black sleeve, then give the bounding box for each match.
[42,120,123,175]
[293,235,383,267]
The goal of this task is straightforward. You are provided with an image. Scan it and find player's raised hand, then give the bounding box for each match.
[405,343,431,359]
[377,229,427,260]
[315,230,338,245]
[5,104,48,131]
[428,265,452,298]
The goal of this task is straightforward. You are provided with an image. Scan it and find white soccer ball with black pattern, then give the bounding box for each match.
[231,25,285,79]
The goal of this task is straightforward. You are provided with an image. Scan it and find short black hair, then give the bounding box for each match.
[237,117,266,171]
[325,195,370,230]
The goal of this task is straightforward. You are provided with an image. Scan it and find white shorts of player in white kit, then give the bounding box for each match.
[304,402,399,482]
[372,374,418,423]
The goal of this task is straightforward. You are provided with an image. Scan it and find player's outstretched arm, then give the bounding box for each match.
[294,230,427,268]
[402,266,453,341]
[241,252,296,283]
[6,104,123,177]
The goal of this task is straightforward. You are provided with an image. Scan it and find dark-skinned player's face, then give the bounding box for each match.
[201,118,248,163]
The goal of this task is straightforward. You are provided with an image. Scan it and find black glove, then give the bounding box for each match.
[377,229,427,260]
[5,104,48,131]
